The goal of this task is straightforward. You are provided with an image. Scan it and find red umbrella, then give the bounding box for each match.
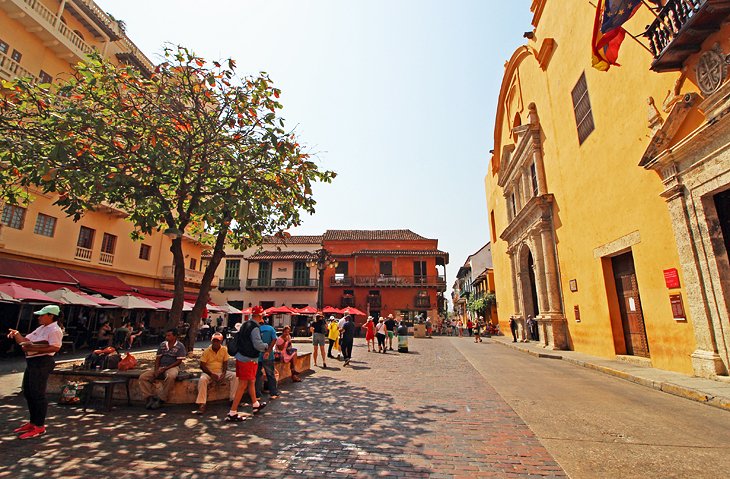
[296,305,318,315]
[240,307,252,315]
[264,305,295,315]
[341,306,366,316]
[0,282,61,303]
[322,306,343,314]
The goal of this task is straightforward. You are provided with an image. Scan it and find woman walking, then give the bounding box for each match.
[364,317,375,352]
[7,305,64,439]
[375,317,388,353]
[327,316,339,359]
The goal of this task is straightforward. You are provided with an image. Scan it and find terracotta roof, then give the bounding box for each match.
[323,230,430,241]
[262,235,323,245]
[352,249,448,257]
[248,251,318,261]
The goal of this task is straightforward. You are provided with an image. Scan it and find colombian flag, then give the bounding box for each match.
[592,0,642,71]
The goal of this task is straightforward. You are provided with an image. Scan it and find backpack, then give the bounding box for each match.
[228,321,261,358]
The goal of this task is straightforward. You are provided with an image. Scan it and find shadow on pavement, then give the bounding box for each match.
[0,372,437,478]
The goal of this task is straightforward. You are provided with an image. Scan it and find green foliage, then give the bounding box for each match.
[467,292,497,314]
[0,46,335,340]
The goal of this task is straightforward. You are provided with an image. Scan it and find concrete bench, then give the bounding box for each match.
[49,352,312,405]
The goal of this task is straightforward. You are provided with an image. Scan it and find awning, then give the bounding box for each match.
[66,269,133,297]
[0,282,62,303]
[133,285,200,302]
[5,278,80,293]
[0,257,77,288]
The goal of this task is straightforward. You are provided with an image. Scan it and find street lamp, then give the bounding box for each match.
[307,248,338,310]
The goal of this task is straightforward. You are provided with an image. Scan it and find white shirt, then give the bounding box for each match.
[25,322,63,357]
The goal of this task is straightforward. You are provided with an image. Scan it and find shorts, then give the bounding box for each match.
[312,332,325,346]
[235,360,258,381]
[387,331,394,339]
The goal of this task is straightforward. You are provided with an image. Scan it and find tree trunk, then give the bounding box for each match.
[183,217,231,352]
[167,236,186,334]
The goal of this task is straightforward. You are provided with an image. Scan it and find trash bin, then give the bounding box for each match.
[397,324,409,353]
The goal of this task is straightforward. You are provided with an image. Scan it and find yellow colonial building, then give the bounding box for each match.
[0,0,210,297]
[486,0,730,378]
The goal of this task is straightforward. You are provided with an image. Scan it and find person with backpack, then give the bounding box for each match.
[226,305,268,422]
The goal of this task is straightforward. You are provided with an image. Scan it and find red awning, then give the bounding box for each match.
[65,269,133,297]
[132,286,200,303]
[5,278,80,293]
[0,257,77,287]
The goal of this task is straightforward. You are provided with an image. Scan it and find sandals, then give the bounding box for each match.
[252,402,267,414]
[224,413,247,422]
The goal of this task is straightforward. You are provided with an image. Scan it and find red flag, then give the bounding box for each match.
[591,0,641,71]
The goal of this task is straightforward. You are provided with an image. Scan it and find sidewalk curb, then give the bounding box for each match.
[492,339,730,412]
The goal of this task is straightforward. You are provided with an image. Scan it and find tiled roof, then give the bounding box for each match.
[248,251,318,261]
[353,249,448,257]
[323,230,430,241]
[262,235,323,245]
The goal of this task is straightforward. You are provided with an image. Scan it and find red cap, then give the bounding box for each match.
[251,305,264,315]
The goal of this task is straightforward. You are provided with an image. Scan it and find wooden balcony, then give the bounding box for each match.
[246,278,318,290]
[351,275,447,290]
[161,265,211,286]
[218,278,241,291]
[1,0,95,61]
[330,276,353,287]
[646,0,730,72]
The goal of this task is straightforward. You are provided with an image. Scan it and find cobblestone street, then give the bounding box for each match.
[0,337,565,479]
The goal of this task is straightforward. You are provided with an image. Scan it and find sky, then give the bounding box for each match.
[96,0,533,300]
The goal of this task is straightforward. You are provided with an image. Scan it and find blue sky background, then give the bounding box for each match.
[97,0,532,299]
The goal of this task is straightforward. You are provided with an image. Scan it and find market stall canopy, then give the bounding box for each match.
[206,303,226,313]
[0,291,20,303]
[264,305,296,315]
[238,306,251,315]
[295,305,318,315]
[322,306,343,314]
[46,288,101,307]
[0,282,61,303]
[341,306,367,316]
[154,299,194,311]
[109,294,160,310]
[81,293,120,308]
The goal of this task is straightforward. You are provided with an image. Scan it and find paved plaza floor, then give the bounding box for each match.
[0,337,565,479]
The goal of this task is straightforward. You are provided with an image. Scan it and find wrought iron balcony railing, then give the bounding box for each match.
[246,278,318,289]
[218,278,241,291]
[646,0,730,72]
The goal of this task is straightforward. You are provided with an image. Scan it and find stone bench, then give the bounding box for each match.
[48,352,312,405]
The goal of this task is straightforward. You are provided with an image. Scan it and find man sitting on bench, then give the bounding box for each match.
[193,333,237,414]
[138,328,187,410]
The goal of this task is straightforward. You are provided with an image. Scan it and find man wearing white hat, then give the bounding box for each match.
[7,304,64,440]
[193,332,237,414]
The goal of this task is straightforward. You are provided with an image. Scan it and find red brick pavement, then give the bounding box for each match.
[0,338,566,478]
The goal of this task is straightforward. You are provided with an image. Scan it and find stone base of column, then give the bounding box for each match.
[691,349,728,378]
[536,314,568,350]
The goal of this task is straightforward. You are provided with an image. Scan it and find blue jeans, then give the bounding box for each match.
[256,360,278,397]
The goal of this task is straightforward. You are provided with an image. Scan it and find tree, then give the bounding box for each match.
[0,46,335,350]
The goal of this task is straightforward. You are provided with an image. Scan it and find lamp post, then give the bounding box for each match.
[307,248,338,311]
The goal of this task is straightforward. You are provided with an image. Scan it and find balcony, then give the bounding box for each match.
[367,295,382,309]
[161,265,208,286]
[116,37,154,77]
[246,278,318,290]
[2,0,95,61]
[352,275,447,290]
[75,246,92,261]
[646,0,730,72]
[330,276,353,287]
[99,251,114,266]
[414,296,432,309]
[218,278,241,291]
[0,50,37,82]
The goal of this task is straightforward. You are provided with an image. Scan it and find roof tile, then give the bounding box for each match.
[323,230,430,241]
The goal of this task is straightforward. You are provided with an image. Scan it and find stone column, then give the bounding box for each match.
[508,249,521,316]
[540,226,562,314]
[530,230,549,315]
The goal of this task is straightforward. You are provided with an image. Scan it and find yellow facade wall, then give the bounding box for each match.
[485,1,698,374]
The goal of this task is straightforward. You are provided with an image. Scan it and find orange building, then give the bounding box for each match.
[321,230,448,327]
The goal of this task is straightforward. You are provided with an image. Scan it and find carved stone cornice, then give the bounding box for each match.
[640,93,699,169]
[497,123,541,189]
[500,194,554,248]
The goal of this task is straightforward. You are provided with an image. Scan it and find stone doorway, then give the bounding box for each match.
[611,252,650,358]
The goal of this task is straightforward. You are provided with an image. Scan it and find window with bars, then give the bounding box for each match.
[0,40,8,54]
[571,72,595,144]
[225,259,241,279]
[11,49,21,63]
[293,261,310,286]
[77,226,95,249]
[34,213,56,237]
[189,258,197,270]
[139,243,151,260]
[1,204,26,229]
[531,162,539,196]
[101,233,117,254]
[257,261,272,285]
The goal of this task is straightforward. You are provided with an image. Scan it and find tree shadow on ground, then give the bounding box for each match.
[0,373,439,478]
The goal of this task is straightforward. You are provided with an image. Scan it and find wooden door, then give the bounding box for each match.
[612,252,650,358]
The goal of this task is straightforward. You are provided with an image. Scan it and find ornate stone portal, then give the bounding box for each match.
[498,104,568,350]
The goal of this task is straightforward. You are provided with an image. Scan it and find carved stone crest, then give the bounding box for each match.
[696,43,728,96]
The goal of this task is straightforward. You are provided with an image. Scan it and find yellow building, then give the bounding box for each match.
[0,0,210,297]
[485,0,730,377]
